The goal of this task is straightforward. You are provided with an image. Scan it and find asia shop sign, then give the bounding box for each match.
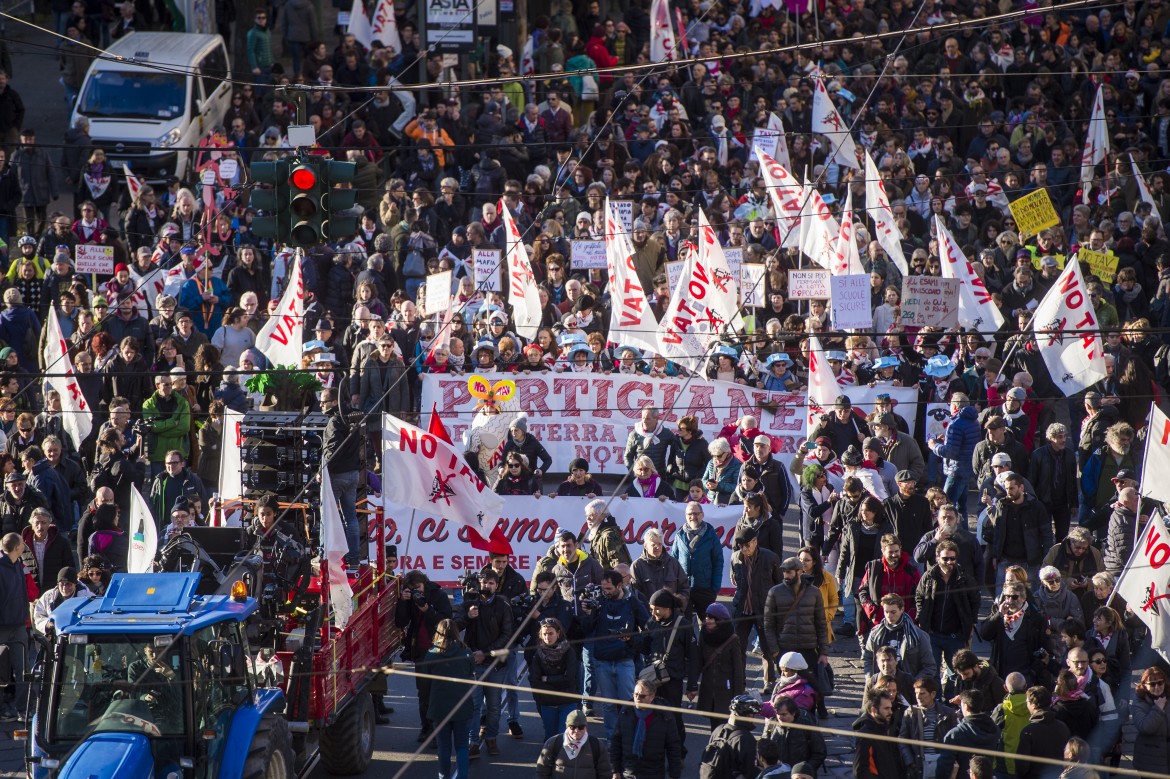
[378,494,745,590]
[424,0,475,52]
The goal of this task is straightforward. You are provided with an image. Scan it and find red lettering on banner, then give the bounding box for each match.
[441,379,472,410]
[688,263,710,300]
[594,378,613,419]
[269,313,299,346]
[726,387,758,422]
[518,378,551,415]
[968,277,993,305]
[418,516,449,542]
[616,381,653,418]
[552,377,588,416]
[545,426,562,441]
[1143,521,1170,570]
[659,383,680,422]
[685,385,717,425]
[1059,271,1078,296]
[1161,418,1170,446]
[581,423,598,442]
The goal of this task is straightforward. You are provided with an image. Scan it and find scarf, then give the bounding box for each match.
[637,473,661,497]
[537,638,571,668]
[1003,607,1024,639]
[563,730,587,761]
[632,710,652,756]
[701,619,734,647]
[683,522,706,553]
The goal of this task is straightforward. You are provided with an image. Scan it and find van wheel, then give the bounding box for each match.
[243,712,294,779]
[319,693,374,775]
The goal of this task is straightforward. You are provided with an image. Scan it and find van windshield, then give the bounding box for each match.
[77,71,186,120]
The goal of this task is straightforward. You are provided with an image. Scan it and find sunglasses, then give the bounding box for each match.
[939,556,957,562]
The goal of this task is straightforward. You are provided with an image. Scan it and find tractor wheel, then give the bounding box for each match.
[243,712,294,779]
[319,692,375,775]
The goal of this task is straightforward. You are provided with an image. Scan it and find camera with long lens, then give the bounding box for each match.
[576,583,603,611]
[459,571,481,602]
[411,589,427,607]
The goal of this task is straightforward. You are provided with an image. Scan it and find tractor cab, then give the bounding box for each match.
[26,573,285,779]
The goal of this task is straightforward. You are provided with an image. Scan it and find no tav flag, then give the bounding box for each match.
[382,413,502,533]
[255,253,305,367]
[1141,403,1170,506]
[127,486,158,574]
[1115,510,1170,665]
[320,469,355,629]
[1029,255,1106,396]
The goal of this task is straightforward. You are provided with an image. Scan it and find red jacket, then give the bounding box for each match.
[857,550,921,621]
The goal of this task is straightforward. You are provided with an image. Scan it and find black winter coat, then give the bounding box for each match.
[0,487,47,537]
[915,563,980,639]
[665,434,711,491]
[528,643,579,707]
[1015,710,1072,779]
[609,704,682,779]
[852,712,902,779]
[1028,443,1077,510]
[21,525,74,593]
[394,581,452,662]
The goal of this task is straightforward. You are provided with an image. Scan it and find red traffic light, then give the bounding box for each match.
[289,166,317,190]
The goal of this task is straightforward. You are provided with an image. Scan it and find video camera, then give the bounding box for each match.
[509,592,535,622]
[576,583,603,611]
[458,571,481,602]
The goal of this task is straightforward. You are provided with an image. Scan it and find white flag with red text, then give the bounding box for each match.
[1115,509,1170,664]
[832,189,866,276]
[1081,85,1109,204]
[789,184,838,270]
[1030,255,1106,396]
[320,469,355,628]
[697,209,743,332]
[657,247,707,375]
[217,407,244,511]
[370,0,402,52]
[755,148,804,243]
[605,199,659,355]
[502,203,541,341]
[811,79,859,170]
[805,336,839,433]
[1141,404,1170,506]
[42,308,92,450]
[346,0,373,48]
[650,0,679,61]
[382,413,501,533]
[751,113,789,168]
[865,151,908,276]
[935,215,1004,332]
[255,254,304,366]
[1131,153,1154,206]
[122,162,145,203]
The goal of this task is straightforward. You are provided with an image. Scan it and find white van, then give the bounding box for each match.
[71,32,232,183]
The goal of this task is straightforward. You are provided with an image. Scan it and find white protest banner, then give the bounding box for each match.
[571,239,608,270]
[346,0,372,47]
[1081,85,1109,205]
[217,407,244,517]
[788,269,830,300]
[697,209,743,332]
[1030,256,1106,396]
[320,469,355,628]
[370,0,402,51]
[605,199,659,355]
[126,486,158,574]
[831,189,865,276]
[900,276,960,328]
[75,244,115,275]
[255,254,304,367]
[829,274,872,330]
[425,269,452,314]
[503,203,542,341]
[1115,510,1170,664]
[382,494,744,590]
[473,248,501,292]
[741,263,766,309]
[936,215,1004,332]
[791,185,839,270]
[1141,403,1170,506]
[382,413,502,533]
[42,309,92,450]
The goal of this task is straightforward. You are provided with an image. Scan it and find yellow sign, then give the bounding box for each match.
[1078,249,1119,281]
[1008,189,1060,238]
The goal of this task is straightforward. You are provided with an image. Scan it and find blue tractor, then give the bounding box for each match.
[26,572,294,779]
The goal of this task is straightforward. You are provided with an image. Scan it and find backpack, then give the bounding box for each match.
[402,246,426,280]
[698,725,747,779]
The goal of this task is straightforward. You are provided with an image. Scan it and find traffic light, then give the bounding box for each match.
[287,161,323,247]
[320,159,357,241]
[249,160,291,241]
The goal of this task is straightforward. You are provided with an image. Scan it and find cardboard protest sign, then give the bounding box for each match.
[788,269,830,300]
[900,276,960,328]
[1008,189,1060,237]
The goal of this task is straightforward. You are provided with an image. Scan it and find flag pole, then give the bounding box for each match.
[402,508,418,560]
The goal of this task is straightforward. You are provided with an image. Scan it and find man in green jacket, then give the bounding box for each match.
[142,374,191,478]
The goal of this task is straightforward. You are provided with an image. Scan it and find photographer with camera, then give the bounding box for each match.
[644,589,699,752]
[395,569,453,742]
[579,569,649,740]
[479,550,528,739]
[552,529,605,612]
[457,568,515,758]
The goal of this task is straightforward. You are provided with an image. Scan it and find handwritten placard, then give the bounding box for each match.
[473,248,502,292]
[1008,189,1060,238]
[741,263,766,309]
[570,240,607,269]
[723,247,744,277]
[425,269,452,313]
[788,269,831,300]
[666,260,684,292]
[900,276,960,328]
[75,244,115,275]
[829,274,873,329]
[612,200,634,233]
[1078,249,1119,282]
